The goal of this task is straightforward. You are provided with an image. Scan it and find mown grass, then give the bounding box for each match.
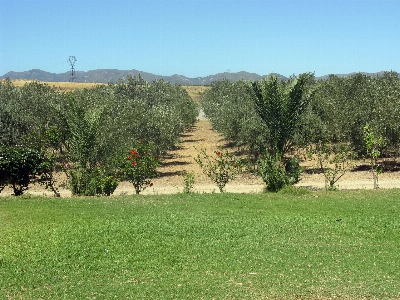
[1,189,399,299]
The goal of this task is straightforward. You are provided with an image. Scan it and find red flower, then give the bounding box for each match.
[132,161,137,166]
[149,182,153,187]
[64,162,70,169]
[127,155,132,160]
[130,149,139,157]
[217,151,221,156]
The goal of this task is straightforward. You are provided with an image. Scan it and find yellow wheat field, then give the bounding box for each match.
[11,80,210,103]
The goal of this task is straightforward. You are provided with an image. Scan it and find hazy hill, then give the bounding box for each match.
[0,69,286,85]
[1,69,398,85]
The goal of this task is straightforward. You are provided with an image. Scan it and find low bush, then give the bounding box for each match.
[120,141,160,194]
[0,146,44,195]
[307,141,355,191]
[182,171,195,194]
[194,148,244,192]
[258,153,302,192]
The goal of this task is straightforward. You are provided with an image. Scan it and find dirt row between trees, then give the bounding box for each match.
[122,119,400,195]
[2,119,399,197]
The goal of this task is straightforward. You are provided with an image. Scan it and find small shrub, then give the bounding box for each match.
[66,166,92,196]
[194,149,244,193]
[0,146,44,196]
[182,171,195,194]
[307,141,355,191]
[64,164,119,196]
[99,175,120,196]
[363,124,383,189]
[258,153,302,192]
[120,141,160,194]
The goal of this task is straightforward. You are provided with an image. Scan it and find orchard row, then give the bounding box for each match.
[2,71,400,195]
[201,71,400,160]
[0,76,198,195]
[201,72,400,191]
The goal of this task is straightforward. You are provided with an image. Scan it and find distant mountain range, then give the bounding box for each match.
[1,69,397,85]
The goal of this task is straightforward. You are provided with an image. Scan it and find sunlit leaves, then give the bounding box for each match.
[251,73,314,158]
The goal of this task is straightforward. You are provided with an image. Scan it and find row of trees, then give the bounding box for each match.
[311,72,400,155]
[202,71,400,158]
[2,71,399,194]
[201,71,400,190]
[0,76,198,196]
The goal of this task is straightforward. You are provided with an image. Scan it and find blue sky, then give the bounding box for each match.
[1,0,399,78]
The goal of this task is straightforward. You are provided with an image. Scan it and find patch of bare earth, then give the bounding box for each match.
[123,120,400,195]
[2,119,399,197]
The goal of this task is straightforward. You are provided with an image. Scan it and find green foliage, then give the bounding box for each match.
[201,72,400,167]
[0,78,197,197]
[109,76,198,154]
[308,141,355,191]
[277,185,311,196]
[120,141,160,194]
[251,73,314,158]
[0,79,60,147]
[182,171,195,193]
[257,153,287,192]
[0,79,23,146]
[201,75,316,163]
[312,72,400,155]
[55,93,120,196]
[0,146,44,195]
[56,94,109,169]
[43,125,63,152]
[201,80,269,159]
[36,153,61,197]
[67,167,95,196]
[66,165,119,196]
[194,148,244,192]
[363,124,383,189]
[99,175,120,196]
[258,153,302,192]
[0,81,64,196]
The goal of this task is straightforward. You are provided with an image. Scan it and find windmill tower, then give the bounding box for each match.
[68,56,77,82]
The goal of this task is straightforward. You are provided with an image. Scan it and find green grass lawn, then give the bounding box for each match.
[1,189,399,299]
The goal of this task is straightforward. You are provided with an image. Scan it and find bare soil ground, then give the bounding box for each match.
[122,119,400,195]
[2,119,399,197]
